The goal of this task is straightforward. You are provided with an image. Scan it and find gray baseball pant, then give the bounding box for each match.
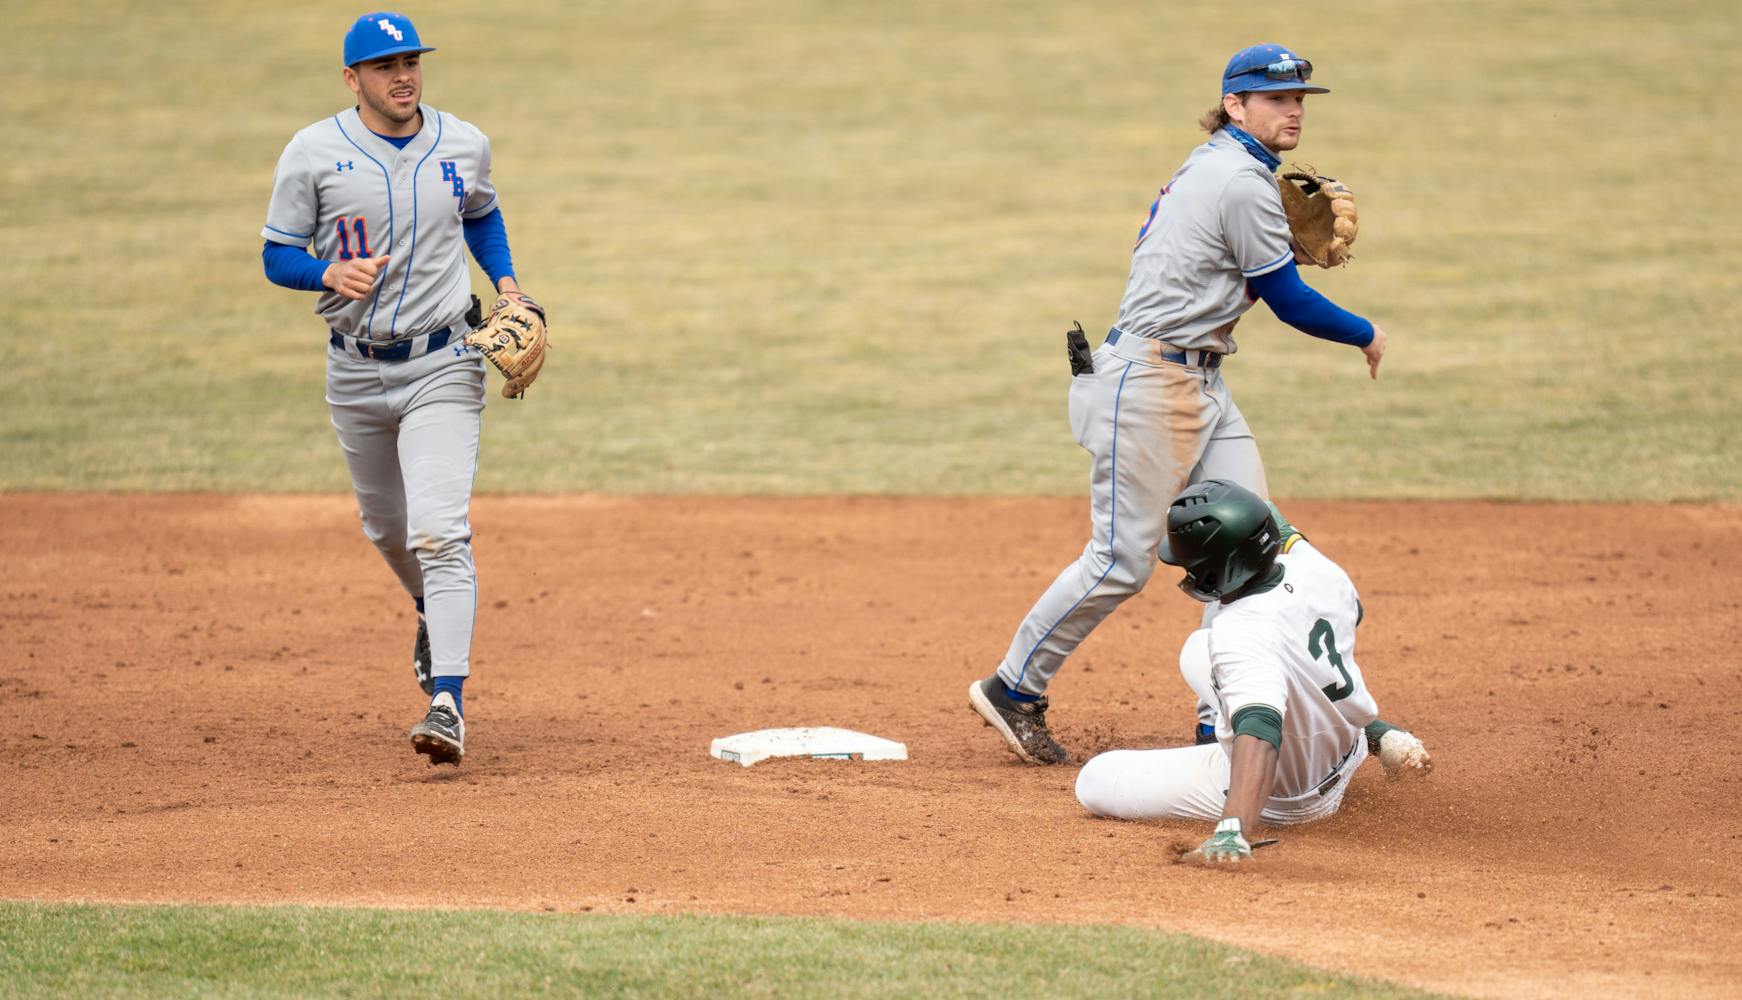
[996,335,1268,698]
[326,344,487,680]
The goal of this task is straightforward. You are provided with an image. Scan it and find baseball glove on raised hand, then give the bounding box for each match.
[1278,165,1358,268]
[465,291,549,399]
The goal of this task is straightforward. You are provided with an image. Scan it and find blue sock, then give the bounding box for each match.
[1003,684,1041,703]
[413,596,426,615]
[432,676,464,717]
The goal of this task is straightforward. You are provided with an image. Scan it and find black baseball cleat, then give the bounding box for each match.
[413,615,433,696]
[969,675,1071,765]
[410,692,464,765]
[1194,722,1217,746]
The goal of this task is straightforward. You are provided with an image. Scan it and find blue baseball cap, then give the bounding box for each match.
[1221,43,1329,96]
[343,12,435,68]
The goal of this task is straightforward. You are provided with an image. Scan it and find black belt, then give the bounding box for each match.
[329,327,454,361]
[1315,736,1363,797]
[1105,327,1223,368]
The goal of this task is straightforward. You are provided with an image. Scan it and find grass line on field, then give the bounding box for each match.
[0,900,1445,999]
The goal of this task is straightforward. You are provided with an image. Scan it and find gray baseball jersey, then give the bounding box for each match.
[1114,128,1293,354]
[993,128,1283,701]
[260,101,503,694]
[263,104,498,341]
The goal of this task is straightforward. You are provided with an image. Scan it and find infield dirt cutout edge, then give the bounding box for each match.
[3,495,1738,999]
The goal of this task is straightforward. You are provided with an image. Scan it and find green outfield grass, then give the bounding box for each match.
[0,901,1440,999]
[3,0,1736,499]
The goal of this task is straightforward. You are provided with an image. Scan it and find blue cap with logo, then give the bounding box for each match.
[1221,43,1329,96]
[343,12,435,67]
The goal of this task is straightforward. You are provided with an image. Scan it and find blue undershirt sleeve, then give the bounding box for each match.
[462,208,516,288]
[1248,260,1375,347]
[261,240,330,293]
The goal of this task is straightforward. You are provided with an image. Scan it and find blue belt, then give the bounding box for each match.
[1105,327,1223,368]
[329,327,454,361]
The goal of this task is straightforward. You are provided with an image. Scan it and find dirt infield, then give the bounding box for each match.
[3,495,1738,997]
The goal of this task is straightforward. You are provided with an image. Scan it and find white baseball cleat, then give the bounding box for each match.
[1376,729,1432,778]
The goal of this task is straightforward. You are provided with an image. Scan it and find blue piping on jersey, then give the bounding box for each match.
[463,194,498,219]
[1242,247,1293,276]
[391,111,445,338]
[1013,360,1134,693]
[333,114,396,338]
[264,223,313,243]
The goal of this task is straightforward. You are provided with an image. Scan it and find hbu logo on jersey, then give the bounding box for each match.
[378,19,403,42]
[441,161,465,200]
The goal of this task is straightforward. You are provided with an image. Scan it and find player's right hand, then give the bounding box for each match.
[1362,323,1388,380]
[323,254,392,301]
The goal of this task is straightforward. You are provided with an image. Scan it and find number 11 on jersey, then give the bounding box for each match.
[334,216,373,260]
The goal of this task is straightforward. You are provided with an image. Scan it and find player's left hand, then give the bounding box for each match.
[465,287,550,398]
[1193,818,1253,864]
[500,290,545,325]
[1278,166,1358,268]
[492,279,546,325]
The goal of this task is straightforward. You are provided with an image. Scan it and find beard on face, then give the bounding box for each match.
[364,83,419,124]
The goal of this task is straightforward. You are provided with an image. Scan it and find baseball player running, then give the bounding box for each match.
[1074,481,1431,862]
[260,12,538,765]
[971,44,1390,764]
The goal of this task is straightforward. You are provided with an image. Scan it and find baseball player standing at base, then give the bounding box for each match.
[1074,480,1431,863]
[971,44,1391,764]
[260,12,540,765]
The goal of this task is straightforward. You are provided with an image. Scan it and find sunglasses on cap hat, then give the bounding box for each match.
[1225,57,1313,84]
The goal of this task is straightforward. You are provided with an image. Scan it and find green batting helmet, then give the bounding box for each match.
[1157,480,1281,602]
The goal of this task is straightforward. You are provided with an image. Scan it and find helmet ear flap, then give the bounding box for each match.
[1220,512,1282,598]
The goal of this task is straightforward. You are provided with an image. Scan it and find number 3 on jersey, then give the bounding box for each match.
[334,216,373,260]
[1307,618,1355,702]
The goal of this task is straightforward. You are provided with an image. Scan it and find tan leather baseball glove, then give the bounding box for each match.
[465,292,548,398]
[1278,166,1358,268]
